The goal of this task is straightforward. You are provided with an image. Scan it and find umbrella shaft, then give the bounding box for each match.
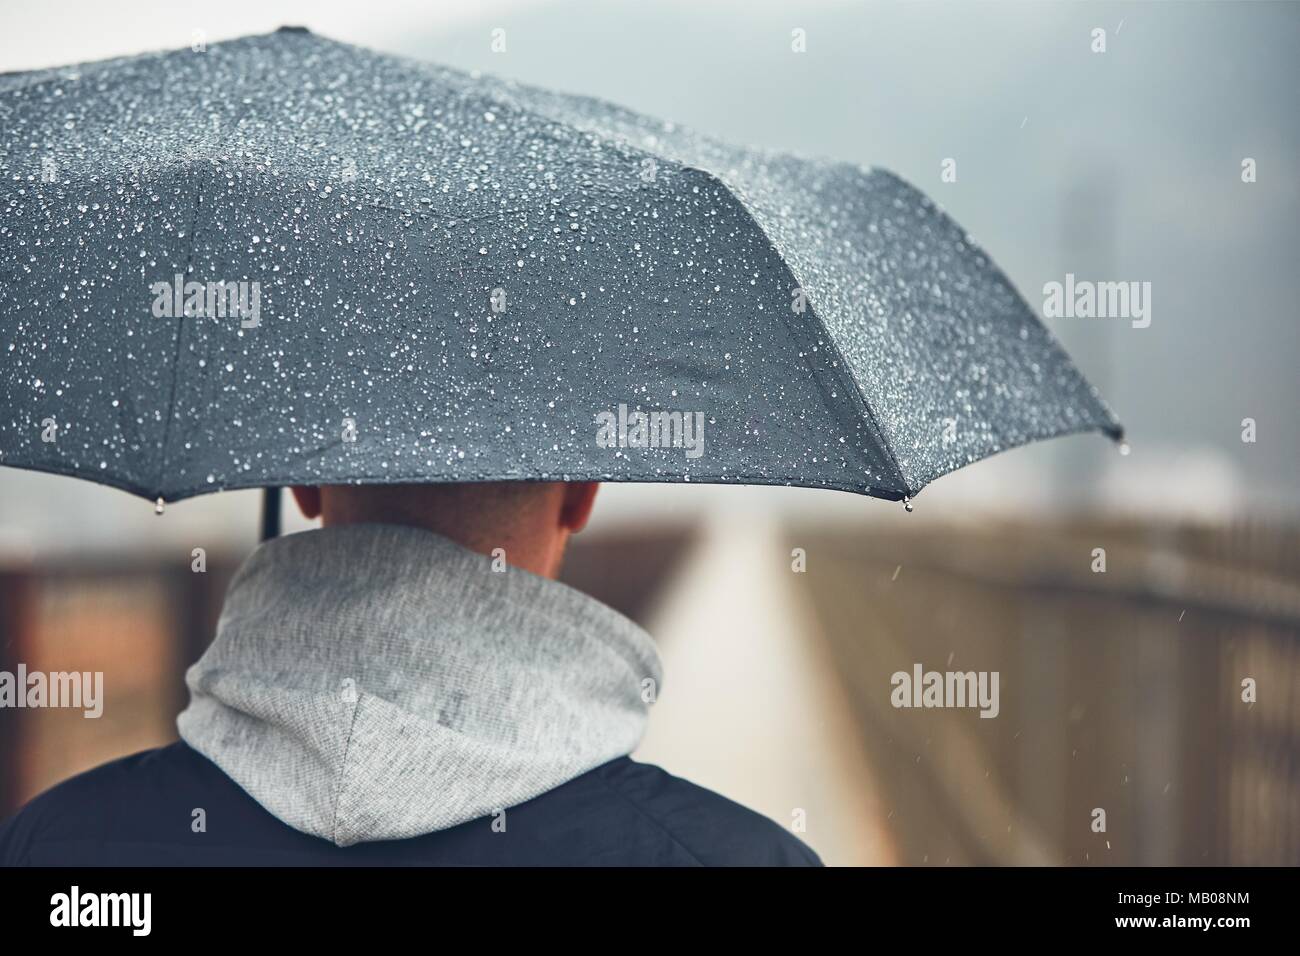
[260,488,282,542]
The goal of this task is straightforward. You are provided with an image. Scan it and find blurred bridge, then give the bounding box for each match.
[2,517,1297,865]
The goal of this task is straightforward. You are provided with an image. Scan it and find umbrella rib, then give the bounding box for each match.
[680,166,911,498]
[787,293,912,497]
[153,174,205,501]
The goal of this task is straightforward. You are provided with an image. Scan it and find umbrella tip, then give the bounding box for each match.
[277,25,311,34]
[903,496,914,513]
[154,496,166,516]
[1117,440,1131,457]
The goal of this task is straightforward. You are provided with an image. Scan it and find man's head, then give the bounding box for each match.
[290,482,599,579]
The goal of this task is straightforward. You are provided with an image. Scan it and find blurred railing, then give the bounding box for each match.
[0,557,238,813]
[794,518,1300,865]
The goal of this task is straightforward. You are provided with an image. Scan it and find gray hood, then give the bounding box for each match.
[177,523,662,847]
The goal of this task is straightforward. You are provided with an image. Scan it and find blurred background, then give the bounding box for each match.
[1,0,1297,865]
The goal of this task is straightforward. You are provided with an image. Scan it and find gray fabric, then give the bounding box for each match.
[177,523,662,847]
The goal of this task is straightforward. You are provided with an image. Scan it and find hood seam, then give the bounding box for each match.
[329,694,363,846]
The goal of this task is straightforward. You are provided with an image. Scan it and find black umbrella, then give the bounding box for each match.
[0,28,1121,537]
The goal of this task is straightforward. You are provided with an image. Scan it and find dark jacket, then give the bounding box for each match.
[0,742,821,866]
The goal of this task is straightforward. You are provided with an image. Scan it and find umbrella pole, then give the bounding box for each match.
[259,486,282,542]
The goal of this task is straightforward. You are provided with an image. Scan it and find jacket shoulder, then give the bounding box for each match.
[588,758,822,866]
[0,742,228,865]
[0,748,825,866]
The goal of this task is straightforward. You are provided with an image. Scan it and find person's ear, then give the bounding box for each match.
[290,485,322,520]
[558,482,599,534]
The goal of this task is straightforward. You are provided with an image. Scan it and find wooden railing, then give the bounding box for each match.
[792,518,1300,865]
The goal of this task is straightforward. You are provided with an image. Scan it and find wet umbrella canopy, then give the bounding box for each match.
[1,27,1120,515]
